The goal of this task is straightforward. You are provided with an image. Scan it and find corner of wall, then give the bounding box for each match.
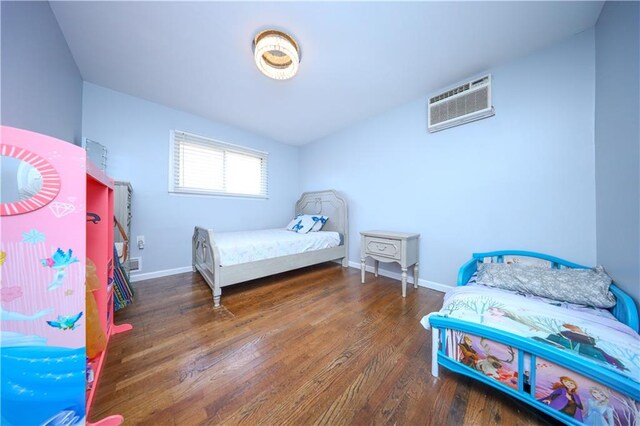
[594,0,640,304]
[1,1,83,146]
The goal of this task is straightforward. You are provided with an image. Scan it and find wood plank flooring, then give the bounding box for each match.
[91,263,559,425]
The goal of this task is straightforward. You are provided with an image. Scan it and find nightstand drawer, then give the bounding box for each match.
[364,237,401,260]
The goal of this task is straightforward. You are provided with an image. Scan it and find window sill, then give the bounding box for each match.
[168,190,268,200]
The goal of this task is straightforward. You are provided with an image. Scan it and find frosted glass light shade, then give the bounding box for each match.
[253,30,300,80]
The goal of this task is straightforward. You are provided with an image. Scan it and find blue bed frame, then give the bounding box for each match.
[429,250,639,425]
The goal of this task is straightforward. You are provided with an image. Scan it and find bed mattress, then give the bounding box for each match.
[215,228,341,266]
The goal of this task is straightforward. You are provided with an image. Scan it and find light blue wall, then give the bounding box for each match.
[82,83,300,276]
[1,1,83,145]
[594,1,640,303]
[300,30,597,287]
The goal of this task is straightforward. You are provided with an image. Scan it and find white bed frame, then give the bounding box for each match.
[192,190,349,307]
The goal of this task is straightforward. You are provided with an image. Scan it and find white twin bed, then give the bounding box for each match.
[192,190,348,307]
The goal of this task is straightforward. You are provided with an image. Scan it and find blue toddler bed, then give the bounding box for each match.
[423,250,639,426]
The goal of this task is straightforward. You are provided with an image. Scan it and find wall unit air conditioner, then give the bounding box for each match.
[428,74,495,133]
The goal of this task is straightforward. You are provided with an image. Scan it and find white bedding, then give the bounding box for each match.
[215,228,341,266]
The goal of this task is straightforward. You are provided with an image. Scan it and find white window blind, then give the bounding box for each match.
[169,131,268,198]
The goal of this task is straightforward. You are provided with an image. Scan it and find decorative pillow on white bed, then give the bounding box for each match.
[286,215,316,234]
[476,263,616,308]
[309,215,329,232]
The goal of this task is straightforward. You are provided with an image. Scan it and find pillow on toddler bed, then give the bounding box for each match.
[476,263,616,308]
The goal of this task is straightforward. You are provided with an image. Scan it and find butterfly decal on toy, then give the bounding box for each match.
[41,248,79,291]
[46,312,83,331]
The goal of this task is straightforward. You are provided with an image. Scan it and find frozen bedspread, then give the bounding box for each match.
[422,286,640,383]
[215,228,341,266]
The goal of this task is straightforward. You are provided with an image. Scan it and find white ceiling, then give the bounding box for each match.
[51,1,603,145]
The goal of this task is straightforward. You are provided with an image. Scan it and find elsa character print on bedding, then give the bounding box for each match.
[422,286,640,381]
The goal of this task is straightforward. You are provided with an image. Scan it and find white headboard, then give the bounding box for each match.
[295,190,348,253]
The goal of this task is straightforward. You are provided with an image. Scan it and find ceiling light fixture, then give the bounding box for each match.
[253,29,301,80]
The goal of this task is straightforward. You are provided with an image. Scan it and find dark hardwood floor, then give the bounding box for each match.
[91,263,558,425]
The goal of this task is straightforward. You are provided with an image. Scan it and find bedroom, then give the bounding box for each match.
[0,1,638,425]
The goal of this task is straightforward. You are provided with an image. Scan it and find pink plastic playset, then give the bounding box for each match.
[1,126,131,425]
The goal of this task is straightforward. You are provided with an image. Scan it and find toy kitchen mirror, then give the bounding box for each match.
[1,145,60,216]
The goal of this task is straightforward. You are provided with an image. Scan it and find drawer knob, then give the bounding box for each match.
[376,244,386,251]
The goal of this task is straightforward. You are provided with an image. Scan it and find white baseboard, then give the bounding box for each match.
[129,262,453,294]
[130,266,193,282]
[348,261,452,293]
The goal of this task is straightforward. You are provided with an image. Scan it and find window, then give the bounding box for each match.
[169,130,268,198]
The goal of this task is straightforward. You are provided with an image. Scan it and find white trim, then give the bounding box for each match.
[175,129,268,155]
[131,266,193,283]
[129,256,142,273]
[169,129,268,198]
[129,261,454,294]
[168,191,268,201]
[348,261,452,293]
[168,129,176,193]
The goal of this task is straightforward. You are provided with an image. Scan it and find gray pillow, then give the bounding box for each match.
[476,263,616,308]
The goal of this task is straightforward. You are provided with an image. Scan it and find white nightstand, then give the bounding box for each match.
[360,230,420,297]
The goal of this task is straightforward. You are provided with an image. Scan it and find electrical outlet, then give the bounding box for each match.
[137,236,145,250]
